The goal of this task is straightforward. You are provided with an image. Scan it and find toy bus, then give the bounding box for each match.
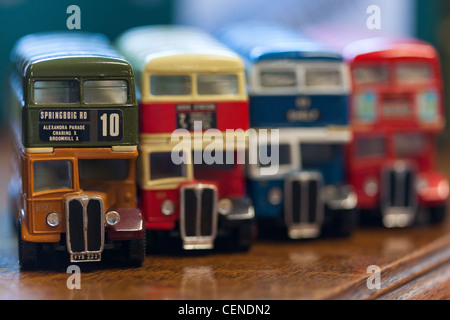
[115,26,254,251]
[8,32,146,269]
[217,22,357,239]
[343,37,448,227]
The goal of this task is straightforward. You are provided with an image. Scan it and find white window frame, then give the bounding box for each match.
[249,61,351,96]
[246,127,351,180]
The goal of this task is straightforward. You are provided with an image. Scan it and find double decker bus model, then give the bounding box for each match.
[8,32,146,269]
[343,38,448,228]
[116,25,255,251]
[217,22,357,239]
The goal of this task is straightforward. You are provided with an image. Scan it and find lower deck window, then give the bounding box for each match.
[33,160,73,193]
[149,152,186,180]
[394,133,425,158]
[79,159,129,180]
[258,143,291,168]
[301,144,335,168]
[355,136,386,159]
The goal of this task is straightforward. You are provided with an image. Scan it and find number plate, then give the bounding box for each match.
[70,253,101,262]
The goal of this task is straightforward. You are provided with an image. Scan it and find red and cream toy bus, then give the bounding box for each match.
[116,26,254,251]
[343,37,448,228]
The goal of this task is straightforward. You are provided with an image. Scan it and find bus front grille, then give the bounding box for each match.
[180,184,218,250]
[66,196,104,262]
[284,172,324,239]
[381,163,417,228]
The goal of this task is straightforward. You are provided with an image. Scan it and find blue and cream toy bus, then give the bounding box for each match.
[217,22,357,239]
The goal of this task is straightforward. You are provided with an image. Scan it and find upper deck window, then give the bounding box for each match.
[197,74,238,95]
[255,62,347,94]
[260,70,297,88]
[84,80,128,104]
[396,64,432,84]
[305,69,343,88]
[353,66,388,85]
[34,80,78,104]
[150,75,191,96]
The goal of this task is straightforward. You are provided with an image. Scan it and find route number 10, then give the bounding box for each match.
[100,113,120,137]
[98,111,122,141]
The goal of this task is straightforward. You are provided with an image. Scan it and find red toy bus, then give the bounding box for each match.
[344,37,448,227]
[116,26,254,251]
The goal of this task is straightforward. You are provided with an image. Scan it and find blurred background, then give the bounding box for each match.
[0,0,447,135]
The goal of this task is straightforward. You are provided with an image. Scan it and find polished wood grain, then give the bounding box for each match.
[377,261,450,300]
[0,129,449,300]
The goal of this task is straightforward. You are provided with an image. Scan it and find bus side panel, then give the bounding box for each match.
[246,178,284,219]
[195,164,246,199]
[303,144,346,186]
[249,95,348,128]
[140,101,249,134]
[139,188,179,230]
[346,141,383,210]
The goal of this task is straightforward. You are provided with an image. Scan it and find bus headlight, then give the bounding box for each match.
[437,180,449,199]
[363,178,378,197]
[161,200,175,216]
[416,177,428,195]
[106,211,120,226]
[268,187,283,205]
[46,212,61,227]
[218,198,233,215]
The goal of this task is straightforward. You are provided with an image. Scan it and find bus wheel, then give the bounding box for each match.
[321,209,357,238]
[222,221,255,252]
[121,237,146,267]
[429,205,447,224]
[18,220,40,270]
[335,210,357,237]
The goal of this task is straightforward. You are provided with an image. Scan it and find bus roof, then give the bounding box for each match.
[11,32,134,78]
[342,37,439,63]
[216,21,343,64]
[115,25,245,73]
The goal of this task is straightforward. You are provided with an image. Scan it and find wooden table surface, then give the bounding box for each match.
[0,129,449,300]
